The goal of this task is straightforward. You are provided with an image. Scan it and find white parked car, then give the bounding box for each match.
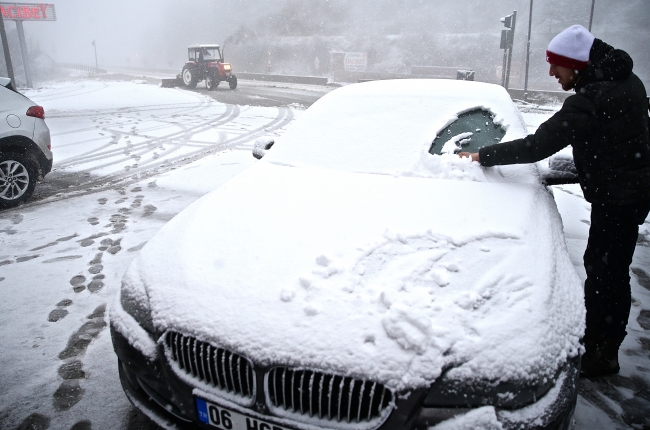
[111,79,584,430]
[0,77,52,208]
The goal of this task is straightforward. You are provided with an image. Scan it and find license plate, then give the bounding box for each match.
[196,398,291,430]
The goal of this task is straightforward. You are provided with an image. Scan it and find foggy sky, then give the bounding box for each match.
[5,0,650,88]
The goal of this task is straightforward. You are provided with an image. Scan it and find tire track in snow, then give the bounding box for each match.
[55,104,238,169]
[26,105,294,206]
[30,82,111,102]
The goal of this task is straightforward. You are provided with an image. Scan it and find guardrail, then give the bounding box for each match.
[58,63,107,74]
[236,72,328,86]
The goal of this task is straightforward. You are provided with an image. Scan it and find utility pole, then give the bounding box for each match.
[588,0,596,31]
[92,40,98,73]
[15,20,32,87]
[505,11,516,90]
[523,0,534,100]
[0,11,15,85]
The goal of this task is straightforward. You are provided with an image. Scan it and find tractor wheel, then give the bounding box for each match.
[206,74,219,91]
[229,75,238,90]
[182,65,198,89]
[0,151,38,209]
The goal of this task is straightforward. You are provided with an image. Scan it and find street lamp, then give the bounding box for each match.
[92,40,98,73]
[523,0,534,100]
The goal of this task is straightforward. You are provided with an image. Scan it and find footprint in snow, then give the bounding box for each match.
[79,238,94,247]
[48,299,72,322]
[99,237,122,254]
[638,310,650,331]
[142,205,157,217]
[88,265,102,275]
[89,252,103,265]
[130,196,144,209]
[632,267,650,292]
[16,413,50,430]
[98,198,107,205]
[70,420,93,430]
[70,275,86,293]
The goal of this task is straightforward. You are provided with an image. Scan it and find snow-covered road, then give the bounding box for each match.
[0,77,649,429]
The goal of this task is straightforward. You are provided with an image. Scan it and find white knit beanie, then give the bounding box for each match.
[546,25,595,71]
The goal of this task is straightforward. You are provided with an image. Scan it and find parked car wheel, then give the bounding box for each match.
[228,75,237,90]
[182,66,198,89]
[206,74,219,91]
[0,151,37,208]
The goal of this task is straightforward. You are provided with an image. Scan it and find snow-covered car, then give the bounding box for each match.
[0,77,52,208]
[110,80,585,430]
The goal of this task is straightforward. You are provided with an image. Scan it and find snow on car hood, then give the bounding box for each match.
[124,162,584,391]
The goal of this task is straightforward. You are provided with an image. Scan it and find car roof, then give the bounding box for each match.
[188,44,220,49]
[264,79,528,177]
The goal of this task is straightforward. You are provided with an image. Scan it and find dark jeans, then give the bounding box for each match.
[583,199,650,349]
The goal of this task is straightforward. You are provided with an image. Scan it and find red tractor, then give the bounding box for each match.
[181,45,237,90]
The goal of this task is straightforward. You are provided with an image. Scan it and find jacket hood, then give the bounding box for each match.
[577,39,633,91]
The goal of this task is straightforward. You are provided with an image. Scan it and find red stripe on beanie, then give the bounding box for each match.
[546,50,589,71]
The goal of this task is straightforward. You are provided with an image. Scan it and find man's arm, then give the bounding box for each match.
[461,95,597,167]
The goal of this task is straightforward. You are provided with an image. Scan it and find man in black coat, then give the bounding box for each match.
[460,25,650,377]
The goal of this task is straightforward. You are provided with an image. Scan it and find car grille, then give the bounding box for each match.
[267,367,393,424]
[165,332,255,400]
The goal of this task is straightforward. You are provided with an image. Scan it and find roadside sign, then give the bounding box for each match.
[344,52,367,72]
[0,2,56,88]
[0,3,56,21]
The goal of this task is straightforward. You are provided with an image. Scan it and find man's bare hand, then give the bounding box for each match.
[458,152,480,163]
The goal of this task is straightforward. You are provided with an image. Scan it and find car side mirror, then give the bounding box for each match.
[252,137,275,159]
[542,153,579,185]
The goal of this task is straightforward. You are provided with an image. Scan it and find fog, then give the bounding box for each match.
[2,0,649,89]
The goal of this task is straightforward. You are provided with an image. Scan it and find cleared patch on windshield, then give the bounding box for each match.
[429,109,506,155]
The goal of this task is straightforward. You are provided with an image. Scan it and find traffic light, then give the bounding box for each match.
[501,13,515,28]
[500,13,515,49]
[499,11,517,89]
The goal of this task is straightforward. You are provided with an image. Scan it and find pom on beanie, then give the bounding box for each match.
[546,25,595,71]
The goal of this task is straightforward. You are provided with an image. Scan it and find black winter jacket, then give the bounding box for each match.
[479,39,650,205]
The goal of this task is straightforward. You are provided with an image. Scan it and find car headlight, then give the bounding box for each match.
[423,364,564,409]
[120,279,155,334]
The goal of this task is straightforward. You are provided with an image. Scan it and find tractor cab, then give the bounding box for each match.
[188,45,222,63]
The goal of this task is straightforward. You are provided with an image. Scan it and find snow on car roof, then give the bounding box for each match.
[263,79,529,180]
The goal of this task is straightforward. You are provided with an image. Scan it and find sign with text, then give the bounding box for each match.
[0,3,56,21]
[344,52,367,72]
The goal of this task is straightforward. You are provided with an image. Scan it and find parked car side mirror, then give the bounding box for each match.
[542,153,579,185]
[252,137,275,159]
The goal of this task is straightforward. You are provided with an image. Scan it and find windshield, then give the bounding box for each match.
[202,48,220,60]
[429,109,506,155]
[188,47,220,61]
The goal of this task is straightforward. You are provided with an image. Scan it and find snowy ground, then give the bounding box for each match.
[1,77,649,430]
